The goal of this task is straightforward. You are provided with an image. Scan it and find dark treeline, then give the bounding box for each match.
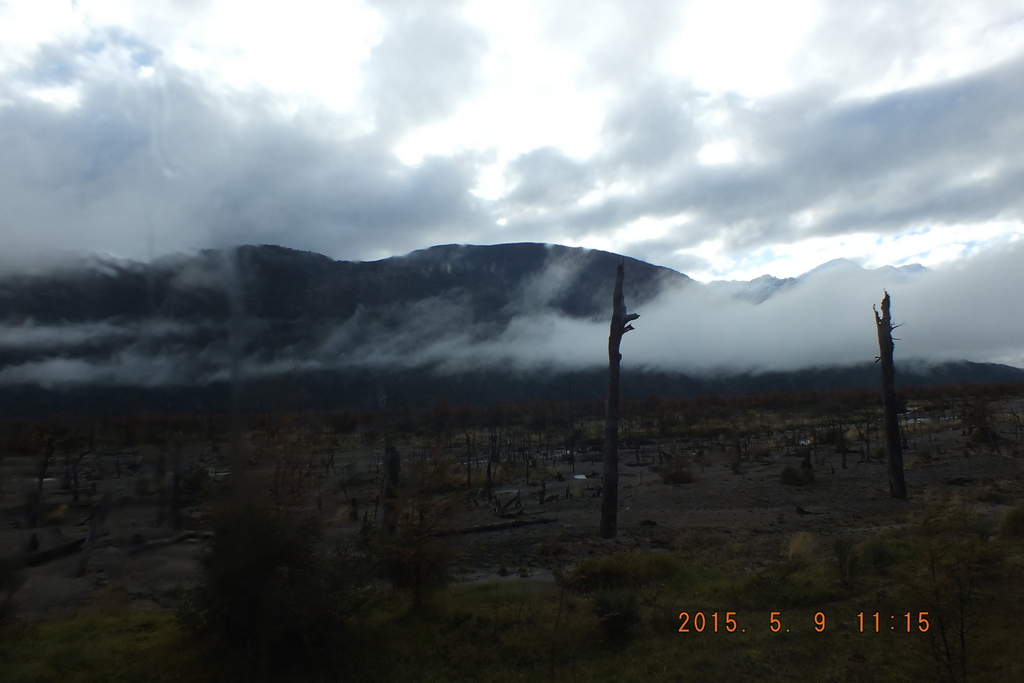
[4,381,1021,454]
[1,360,1022,419]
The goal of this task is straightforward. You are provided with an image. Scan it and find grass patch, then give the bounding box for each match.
[733,564,841,610]
[5,540,1023,683]
[567,551,700,593]
[0,608,209,683]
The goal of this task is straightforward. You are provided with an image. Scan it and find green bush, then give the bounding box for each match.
[859,534,914,576]
[177,499,373,677]
[593,589,641,641]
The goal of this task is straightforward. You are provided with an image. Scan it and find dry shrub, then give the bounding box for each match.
[832,535,860,590]
[660,463,694,485]
[913,490,995,540]
[780,465,813,486]
[998,505,1024,539]
[787,532,819,566]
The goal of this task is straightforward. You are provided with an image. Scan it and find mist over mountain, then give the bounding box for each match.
[0,241,1022,415]
[0,242,684,324]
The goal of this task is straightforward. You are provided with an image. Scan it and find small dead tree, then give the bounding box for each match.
[383,444,401,534]
[70,432,94,503]
[29,435,55,527]
[465,432,472,490]
[601,263,639,539]
[874,290,907,499]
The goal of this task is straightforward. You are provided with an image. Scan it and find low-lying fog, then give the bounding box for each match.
[1,240,1022,389]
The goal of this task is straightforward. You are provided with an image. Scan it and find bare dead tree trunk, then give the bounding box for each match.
[71,432,93,503]
[383,444,401,534]
[601,263,639,539]
[155,446,167,527]
[466,433,472,489]
[169,440,183,531]
[76,493,110,577]
[874,291,907,499]
[31,436,54,527]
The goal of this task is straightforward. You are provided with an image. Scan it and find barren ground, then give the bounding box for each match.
[3,397,1023,622]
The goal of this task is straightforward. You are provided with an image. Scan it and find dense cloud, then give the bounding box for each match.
[0,0,1021,333]
[506,56,1024,266]
[0,29,490,272]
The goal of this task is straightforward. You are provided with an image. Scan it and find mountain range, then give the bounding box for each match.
[0,243,1020,416]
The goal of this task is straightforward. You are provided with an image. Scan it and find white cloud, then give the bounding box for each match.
[697,141,738,165]
[1,0,1024,284]
[665,0,820,96]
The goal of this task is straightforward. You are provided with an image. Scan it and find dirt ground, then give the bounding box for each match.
[3,398,1023,622]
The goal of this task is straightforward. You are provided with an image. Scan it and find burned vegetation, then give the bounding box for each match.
[0,379,1023,681]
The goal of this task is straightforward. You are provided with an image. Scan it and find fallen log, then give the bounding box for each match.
[500,491,521,512]
[128,531,212,555]
[25,537,87,567]
[445,517,558,536]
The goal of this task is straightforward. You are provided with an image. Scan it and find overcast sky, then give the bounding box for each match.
[1,0,1023,282]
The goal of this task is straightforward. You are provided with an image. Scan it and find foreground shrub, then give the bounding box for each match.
[593,589,641,642]
[177,499,373,678]
[0,555,25,625]
[900,533,1007,682]
[377,452,458,608]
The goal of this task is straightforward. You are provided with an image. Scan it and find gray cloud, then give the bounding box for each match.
[504,147,592,208]
[796,0,1024,93]
[0,321,131,350]
[1,1,1022,295]
[0,29,491,271]
[506,56,1024,259]
[0,351,187,389]
[599,82,702,172]
[361,5,488,137]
